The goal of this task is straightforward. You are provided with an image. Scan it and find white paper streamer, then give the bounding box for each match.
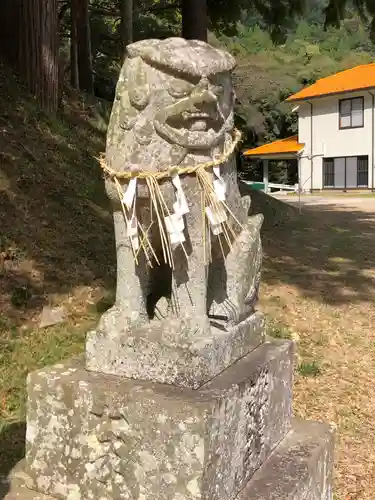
[172,174,189,217]
[165,213,184,234]
[211,223,223,235]
[213,166,226,202]
[170,230,186,246]
[126,213,138,237]
[165,213,185,247]
[123,178,137,210]
[131,233,139,251]
[205,205,228,226]
[126,194,139,251]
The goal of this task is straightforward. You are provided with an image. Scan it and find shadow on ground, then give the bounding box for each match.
[0,62,116,325]
[0,421,25,498]
[246,188,375,305]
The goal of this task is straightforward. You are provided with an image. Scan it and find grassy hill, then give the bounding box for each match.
[0,62,116,465]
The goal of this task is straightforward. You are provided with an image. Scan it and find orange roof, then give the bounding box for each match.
[287,63,375,102]
[243,135,304,157]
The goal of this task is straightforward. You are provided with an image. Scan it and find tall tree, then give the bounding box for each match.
[120,0,134,62]
[324,0,375,39]
[73,0,94,93]
[180,0,305,42]
[19,0,59,111]
[207,0,305,40]
[70,0,79,89]
[181,0,208,41]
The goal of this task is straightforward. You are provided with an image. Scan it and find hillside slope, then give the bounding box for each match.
[0,63,115,325]
[0,63,117,458]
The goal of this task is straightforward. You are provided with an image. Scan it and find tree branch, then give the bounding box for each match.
[138,2,181,12]
[90,2,181,17]
[59,1,69,20]
[91,8,120,16]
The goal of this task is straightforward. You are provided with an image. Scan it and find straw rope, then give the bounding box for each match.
[96,128,242,180]
[95,128,243,268]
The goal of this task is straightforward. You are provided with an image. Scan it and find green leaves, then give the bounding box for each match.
[324,0,375,41]
[223,12,375,149]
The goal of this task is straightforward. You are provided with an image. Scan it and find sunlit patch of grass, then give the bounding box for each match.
[267,318,292,340]
[0,317,96,424]
[297,360,322,377]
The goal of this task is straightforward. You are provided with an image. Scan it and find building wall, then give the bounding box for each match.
[297,91,374,190]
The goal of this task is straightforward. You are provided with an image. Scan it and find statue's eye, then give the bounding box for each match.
[212,85,224,96]
[168,79,195,98]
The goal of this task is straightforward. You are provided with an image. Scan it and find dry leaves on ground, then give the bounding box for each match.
[257,197,375,500]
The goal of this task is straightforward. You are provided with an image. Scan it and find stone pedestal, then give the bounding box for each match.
[86,311,265,389]
[4,338,334,500]
[5,419,335,500]
[24,340,292,500]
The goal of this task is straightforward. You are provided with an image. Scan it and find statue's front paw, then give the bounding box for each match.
[153,297,172,320]
[97,304,148,333]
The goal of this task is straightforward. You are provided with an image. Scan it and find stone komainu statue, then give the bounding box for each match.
[102,37,262,334]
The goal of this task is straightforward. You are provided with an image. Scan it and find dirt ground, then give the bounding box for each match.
[257,194,375,500]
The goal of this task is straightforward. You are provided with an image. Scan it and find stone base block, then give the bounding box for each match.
[239,420,335,500]
[3,420,335,500]
[25,340,292,500]
[85,311,265,389]
[2,468,53,500]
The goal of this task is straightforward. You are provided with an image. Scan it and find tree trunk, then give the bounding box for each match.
[74,0,94,93]
[119,0,133,63]
[0,0,20,67]
[19,0,59,111]
[70,0,79,89]
[181,0,208,42]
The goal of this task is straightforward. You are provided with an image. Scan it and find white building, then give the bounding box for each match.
[244,63,375,192]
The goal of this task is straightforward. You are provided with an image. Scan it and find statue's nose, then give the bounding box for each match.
[199,77,209,90]
[193,77,217,103]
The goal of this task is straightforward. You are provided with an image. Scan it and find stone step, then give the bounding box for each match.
[1,420,335,500]
[239,419,335,500]
[2,477,53,500]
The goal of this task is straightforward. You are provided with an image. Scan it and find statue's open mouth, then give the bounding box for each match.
[153,92,233,150]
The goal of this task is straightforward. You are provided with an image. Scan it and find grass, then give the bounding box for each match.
[267,317,292,339]
[0,63,115,477]
[297,360,322,377]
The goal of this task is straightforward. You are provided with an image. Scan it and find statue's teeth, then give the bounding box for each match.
[191,120,207,131]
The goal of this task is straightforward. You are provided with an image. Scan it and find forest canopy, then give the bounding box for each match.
[76,1,375,147]
[227,14,375,146]
[1,0,375,148]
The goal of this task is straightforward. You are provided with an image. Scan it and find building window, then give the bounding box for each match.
[358,156,369,187]
[323,159,334,187]
[339,97,364,129]
[323,156,368,188]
